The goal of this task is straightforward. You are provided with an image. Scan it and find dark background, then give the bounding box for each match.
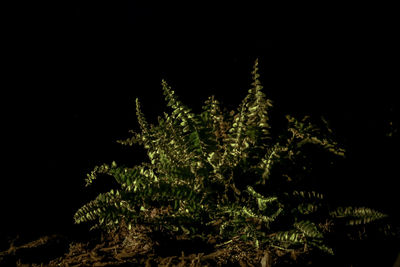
[2,3,398,243]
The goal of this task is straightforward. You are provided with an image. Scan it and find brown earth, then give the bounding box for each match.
[0,224,316,267]
[1,224,398,266]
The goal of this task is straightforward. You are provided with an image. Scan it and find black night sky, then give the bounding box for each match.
[2,3,398,242]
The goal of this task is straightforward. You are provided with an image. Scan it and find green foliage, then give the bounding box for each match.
[74,59,390,257]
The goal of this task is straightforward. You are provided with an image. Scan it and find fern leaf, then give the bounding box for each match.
[297,203,321,215]
[308,240,334,255]
[256,143,283,184]
[273,230,305,244]
[85,161,118,186]
[246,58,273,142]
[246,185,278,211]
[329,207,387,225]
[162,79,196,133]
[293,190,324,200]
[116,130,142,146]
[294,220,323,239]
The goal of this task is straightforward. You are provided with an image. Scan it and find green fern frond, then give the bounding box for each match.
[308,240,334,255]
[85,161,118,186]
[246,185,278,211]
[74,189,127,226]
[135,98,150,138]
[225,104,250,166]
[291,191,324,215]
[329,207,387,225]
[242,206,282,224]
[246,58,273,142]
[257,143,283,183]
[162,79,196,133]
[201,95,224,129]
[116,130,142,146]
[286,115,345,157]
[273,230,305,244]
[294,220,323,239]
[293,190,324,200]
[296,203,321,215]
[155,112,192,165]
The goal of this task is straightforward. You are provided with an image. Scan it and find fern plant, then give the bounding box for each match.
[74,59,389,258]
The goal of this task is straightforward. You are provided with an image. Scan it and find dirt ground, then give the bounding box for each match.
[1,225,398,266]
[0,224,321,267]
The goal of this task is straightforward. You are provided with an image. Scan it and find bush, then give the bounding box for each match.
[74,59,389,260]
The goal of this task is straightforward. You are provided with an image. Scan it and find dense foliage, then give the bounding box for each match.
[74,59,388,258]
